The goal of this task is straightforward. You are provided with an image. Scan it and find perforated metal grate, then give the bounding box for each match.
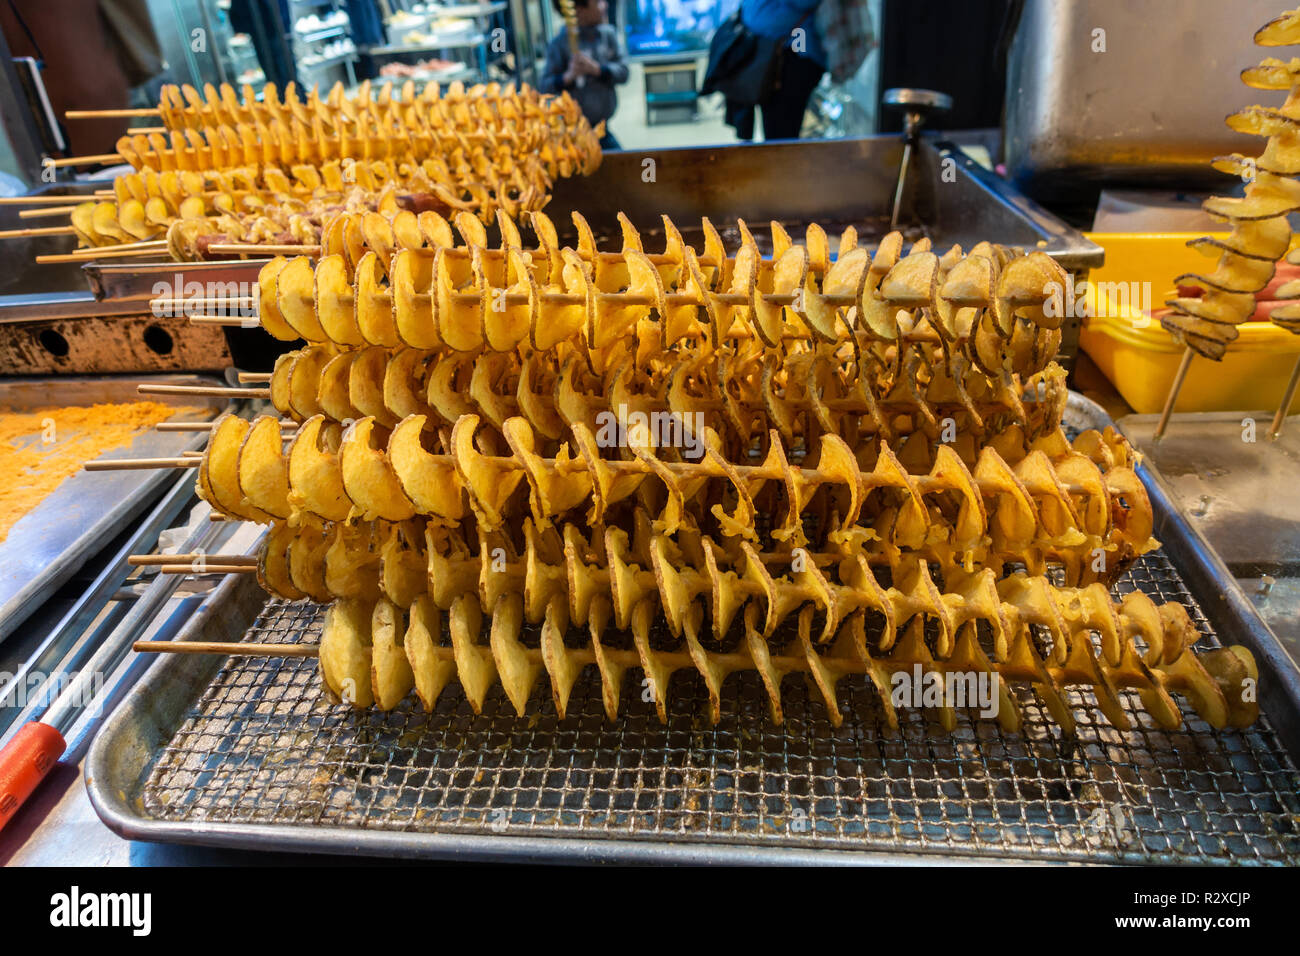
[140,551,1300,864]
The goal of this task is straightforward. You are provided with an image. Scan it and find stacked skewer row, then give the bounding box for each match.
[103,210,1261,735]
[0,80,602,261]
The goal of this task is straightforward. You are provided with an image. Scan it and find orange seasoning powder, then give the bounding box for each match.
[0,401,181,544]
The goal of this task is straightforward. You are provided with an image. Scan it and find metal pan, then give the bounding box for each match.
[0,374,225,644]
[85,394,1300,864]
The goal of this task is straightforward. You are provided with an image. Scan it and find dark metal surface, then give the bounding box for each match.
[0,470,198,740]
[85,398,1300,865]
[0,186,109,296]
[0,302,233,374]
[81,257,266,304]
[1120,412,1300,574]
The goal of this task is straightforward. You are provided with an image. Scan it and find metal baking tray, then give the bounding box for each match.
[85,395,1300,864]
[0,375,225,644]
[545,137,1103,273]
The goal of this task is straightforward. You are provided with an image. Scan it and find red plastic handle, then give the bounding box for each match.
[0,721,67,831]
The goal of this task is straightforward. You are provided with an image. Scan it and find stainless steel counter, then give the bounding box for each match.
[1121,411,1300,669]
[0,522,335,866]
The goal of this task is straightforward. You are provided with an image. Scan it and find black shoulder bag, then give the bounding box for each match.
[701,8,785,106]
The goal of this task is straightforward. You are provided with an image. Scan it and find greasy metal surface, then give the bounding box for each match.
[548,137,1102,271]
[85,398,1300,864]
[0,375,223,644]
[0,310,232,374]
[1004,0,1277,199]
[1122,411,1300,573]
[1119,410,1300,674]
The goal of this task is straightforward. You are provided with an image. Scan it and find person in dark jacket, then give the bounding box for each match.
[735,0,827,141]
[539,0,629,150]
[229,0,298,91]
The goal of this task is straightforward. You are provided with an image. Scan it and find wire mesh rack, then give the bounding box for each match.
[137,549,1300,864]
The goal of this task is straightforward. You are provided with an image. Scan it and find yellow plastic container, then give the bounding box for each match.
[1079,232,1300,414]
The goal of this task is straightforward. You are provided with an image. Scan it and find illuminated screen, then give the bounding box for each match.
[624,0,742,56]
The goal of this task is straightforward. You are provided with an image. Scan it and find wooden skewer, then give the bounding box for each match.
[47,153,125,168]
[188,315,259,326]
[18,206,78,219]
[0,194,94,205]
[1153,346,1194,441]
[84,237,167,250]
[36,249,160,264]
[157,563,257,574]
[0,225,76,238]
[414,290,833,308]
[36,241,167,263]
[150,295,255,310]
[154,419,294,432]
[82,449,1096,496]
[237,372,272,383]
[129,553,256,566]
[134,640,318,658]
[84,456,197,471]
[203,243,301,257]
[137,383,270,398]
[154,421,217,431]
[66,107,161,118]
[184,311,940,344]
[199,243,755,272]
[1268,352,1300,440]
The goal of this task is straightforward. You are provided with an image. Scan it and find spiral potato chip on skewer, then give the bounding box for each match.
[1162,13,1300,359]
[298,537,1256,735]
[118,80,601,177]
[251,213,1067,410]
[265,210,1068,372]
[262,338,1067,451]
[60,83,601,254]
[231,484,1253,735]
[200,407,1156,584]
